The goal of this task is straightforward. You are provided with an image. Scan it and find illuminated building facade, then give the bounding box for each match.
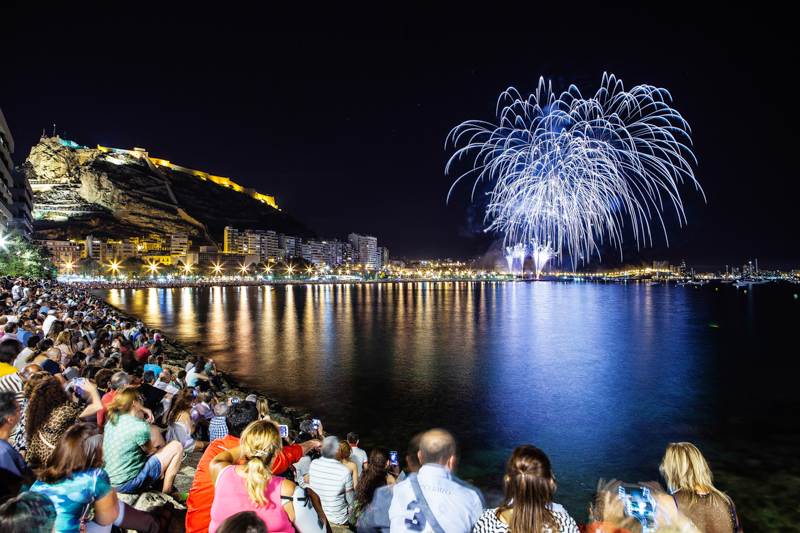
[348,233,379,269]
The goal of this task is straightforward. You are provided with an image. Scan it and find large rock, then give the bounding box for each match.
[23,136,315,243]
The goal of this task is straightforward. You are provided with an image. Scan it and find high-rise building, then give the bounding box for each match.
[379,246,390,269]
[278,234,302,259]
[0,106,17,234]
[680,259,687,276]
[302,240,325,264]
[171,234,188,257]
[224,226,241,253]
[348,233,379,269]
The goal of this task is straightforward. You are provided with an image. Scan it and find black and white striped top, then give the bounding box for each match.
[308,457,354,525]
[472,508,580,533]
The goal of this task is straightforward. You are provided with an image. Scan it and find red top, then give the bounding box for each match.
[136,347,151,364]
[96,389,116,426]
[185,436,304,533]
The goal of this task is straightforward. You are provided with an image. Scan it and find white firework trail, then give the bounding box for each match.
[446,72,703,268]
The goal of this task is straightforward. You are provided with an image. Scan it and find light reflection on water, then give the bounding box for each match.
[98,281,798,524]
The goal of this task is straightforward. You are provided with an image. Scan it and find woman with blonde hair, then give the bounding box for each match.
[338,438,359,491]
[659,442,741,533]
[256,398,270,420]
[473,445,579,533]
[209,420,323,533]
[102,385,184,496]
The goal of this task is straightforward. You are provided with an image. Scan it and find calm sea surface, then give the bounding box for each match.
[95,281,800,529]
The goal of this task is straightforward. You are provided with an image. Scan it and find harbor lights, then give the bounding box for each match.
[212,263,223,277]
[147,261,159,278]
[107,261,121,279]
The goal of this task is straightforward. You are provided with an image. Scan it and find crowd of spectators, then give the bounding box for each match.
[0,276,741,533]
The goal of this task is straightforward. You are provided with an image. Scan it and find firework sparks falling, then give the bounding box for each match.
[447,73,703,268]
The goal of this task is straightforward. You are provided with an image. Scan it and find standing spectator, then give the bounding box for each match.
[348,431,369,477]
[0,391,34,500]
[388,429,484,533]
[309,436,355,526]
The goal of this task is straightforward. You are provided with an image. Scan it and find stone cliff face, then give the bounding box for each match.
[24,138,314,244]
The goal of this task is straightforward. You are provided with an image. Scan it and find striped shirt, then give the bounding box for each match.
[309,456,353,524]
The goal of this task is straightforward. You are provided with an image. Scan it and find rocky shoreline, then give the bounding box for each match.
[98,297,308,435]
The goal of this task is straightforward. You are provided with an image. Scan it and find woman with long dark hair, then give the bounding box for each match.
[29,423,161,533]
[472,445,579,533]
[351,446,397,526]
[25,376,102,469]
[166,388,208,453]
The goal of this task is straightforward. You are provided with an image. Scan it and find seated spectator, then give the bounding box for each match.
[1,323,24,355]
[217,511,268,533]
[659,442,742,533]
[0,339,20,377]
[292,432,321,489]
[140,370,172,424]
[350,446,399,528]
[472,445,578,533]
[13,335,39,371]
[245,393,258,403]
[32,347,62,377]
[136,343,151,365]
[26,376,103,470]
[155,367,182,394]
[0,391,34,501]
[0,491,57,533]
[209,403,229,441]
[389,429,484,533]
[102,385,184,496]
[196,391,217,421]
[94,368,114,398]
[29,422,161,533]
[338,438,359,491]
[97,372,132,426]
[186,402,321,533]
[185,356,198,373]
[10,368,49,457]
[186,358,211,391]
[209,420,324,533]
[166,389,208,454]
[348,431,368,476]
[309,436,354,526]
[256,398,270,420]
[143,355,162,378]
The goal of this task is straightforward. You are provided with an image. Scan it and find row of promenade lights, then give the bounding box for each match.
[60,259,499,280]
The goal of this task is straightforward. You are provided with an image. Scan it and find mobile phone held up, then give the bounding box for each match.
[617,484,658,533]
[390,451,398,466]
[312,419,321,430]
[279,425,289,438]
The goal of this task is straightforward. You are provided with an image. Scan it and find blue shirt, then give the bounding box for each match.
[18,329,32,347]
[30,468,112,533]
[388,464,484,533]
[144,364,163,377]
[0,439,32,501]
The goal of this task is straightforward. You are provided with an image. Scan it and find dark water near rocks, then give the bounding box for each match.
[96,281,800,530]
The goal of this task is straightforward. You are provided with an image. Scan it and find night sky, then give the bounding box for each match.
[2,5,797,269]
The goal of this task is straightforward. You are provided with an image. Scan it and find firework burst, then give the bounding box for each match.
[447,73,703,268]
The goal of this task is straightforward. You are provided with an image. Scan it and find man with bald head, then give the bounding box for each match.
[389,428,484,533]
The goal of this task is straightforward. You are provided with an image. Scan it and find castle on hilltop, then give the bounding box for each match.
[97,145,278,209]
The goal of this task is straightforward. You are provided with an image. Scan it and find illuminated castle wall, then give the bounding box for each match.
[97,145,278,209]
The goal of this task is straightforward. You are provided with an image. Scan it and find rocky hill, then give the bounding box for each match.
[24,137,314,245]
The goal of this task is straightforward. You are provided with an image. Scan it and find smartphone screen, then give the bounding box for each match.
[279,425,289,438]
[618,485,657,531]
[313,418,321,430]
[191,408,200,420]
[231,398,240,404]
[390,451,398,466]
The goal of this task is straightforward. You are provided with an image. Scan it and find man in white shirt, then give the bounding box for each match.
[389,429,484,533]
[154,368,181,394]
[347,431,369,477]
[309,436,354,525]
[13,336,39,371]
